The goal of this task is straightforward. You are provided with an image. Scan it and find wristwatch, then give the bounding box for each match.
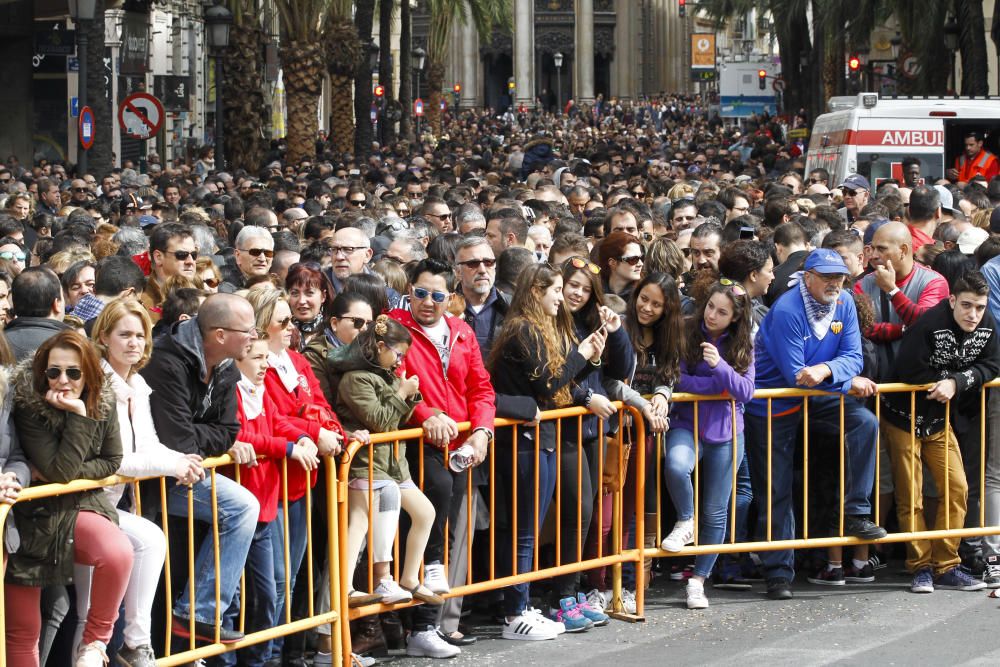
[473,427,494,444]
[887,287,900,298]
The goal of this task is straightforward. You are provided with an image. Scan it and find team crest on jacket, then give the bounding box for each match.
[831,321,843,334]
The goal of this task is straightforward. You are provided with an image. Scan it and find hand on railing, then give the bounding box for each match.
[523,408,542,427]
[228,440,257,467]
[0,471,21,504]
[928,378,958,403]
[587,393,616,420]
[174,454,205,486]
[422,414,459,447]
[317,427,344,456]
[467,429,490,466]
[291,437,320,471]
[641,403,669,433]
[848,376,878,398]
[795,363,832,388]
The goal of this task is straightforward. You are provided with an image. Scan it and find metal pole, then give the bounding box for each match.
[78,21,89,177]
[214,52,225,171]
[556,65,562,115]
[415,71,421,138]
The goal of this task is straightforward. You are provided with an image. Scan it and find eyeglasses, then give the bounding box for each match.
[807,270,846,283]
[345,317,371,330]
[565,256,601,274]
[0,251,25,262]
[72,187,89,193]
[45,366,82,381]
[275,316,292,328]
[348,199,367,207]
[456,258,497,269]
[719,277,747,297]
[216,325,259,337]
[413,286,449,303]
[202,277,220,288]
[809,178,824,184]
[618,254,644,266]
[328,245,364,256]
[241,247,275,258]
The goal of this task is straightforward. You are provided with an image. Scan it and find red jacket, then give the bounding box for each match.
[389,309,496,450]
[236,389,307,522]
[264,349,345,502]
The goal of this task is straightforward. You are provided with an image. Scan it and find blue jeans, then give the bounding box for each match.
[269,496,308,655]
[502,446,558,616]
[722,449,753,544]
[664,429,745,578]
[166,475,259,625]
[745,396,877,581]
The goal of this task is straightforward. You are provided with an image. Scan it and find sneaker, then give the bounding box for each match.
[348,590,383,607]
[661,519,695,552]
[586,588,609,612]
[116,644,156,667]
[424,563,451,595]
[552,597,593,632]
[686,579,709,609]
[867,551,888,571]
[352,655,376,667]
[712,559,752,590]
[502,612,558,641]
[807,566,845,586]
[843,561,875,583]
[313,652,333,666]
[620,589,637,614]
[911,567,934,593]
[984,556,1000,588]
[76,641,108,667]
[669,564,694,580]
[406,625,461,657]
[962,553,987,576]
[575,592,610,626]
[935,565,987,591]
[766,577,793,600]
[526,607,565,634]
[844,515,888,540]
[374,579,413,604]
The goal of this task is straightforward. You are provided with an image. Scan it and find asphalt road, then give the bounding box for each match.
[386,569,1000,666]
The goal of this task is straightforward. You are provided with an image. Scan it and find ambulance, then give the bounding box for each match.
[804,93,1000,186]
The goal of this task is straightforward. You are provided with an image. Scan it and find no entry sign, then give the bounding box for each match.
[414,98,424,117]
[78,106,95,150]
[119,92,164,140]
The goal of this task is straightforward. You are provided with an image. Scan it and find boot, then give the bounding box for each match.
[643,513,659,589]
[350,615,387,657]
[380,610,406,651]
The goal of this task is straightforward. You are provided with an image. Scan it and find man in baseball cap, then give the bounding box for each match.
[838,174,871,224]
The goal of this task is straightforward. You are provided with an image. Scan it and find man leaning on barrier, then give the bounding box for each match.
[142,293,260,644]
[746,248,887,601]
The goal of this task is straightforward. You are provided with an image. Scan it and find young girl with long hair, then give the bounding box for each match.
[488,263,606,641]
[661,280,755,609]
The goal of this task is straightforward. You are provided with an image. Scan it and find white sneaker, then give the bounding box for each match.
[620,589,637,614]
[526,607,566,634]
[502,612,558,641]
[374,578,413,604]
[586,588,609,612]
[686,579,709,609]
[406,625,461,658]
[424,563,451,595]
[661,519,695,552]
[351,654,377,667]
[601,589,613,610]
[75,641,108,667]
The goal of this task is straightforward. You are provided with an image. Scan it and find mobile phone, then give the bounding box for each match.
[739,226,756,239]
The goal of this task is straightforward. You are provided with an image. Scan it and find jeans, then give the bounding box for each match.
[166,474,259,625]
[270,496,308,655]
[553,436,600,598]
[501,445,558,616]
[217,522,277,666]
[745,396,877,581]
[664,429,745,578]
[985,389,1000,557]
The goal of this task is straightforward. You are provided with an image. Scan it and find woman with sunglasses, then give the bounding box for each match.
[7,330,133,667]
[303,292,375,403]
[286,263,337,349]
[661,280,755,610]
[488,263,607,640]
[81,299,204,667]
[598,231,644,302]
[196,256,222,294]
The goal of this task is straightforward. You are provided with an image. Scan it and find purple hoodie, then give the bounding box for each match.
[671,330,755,444]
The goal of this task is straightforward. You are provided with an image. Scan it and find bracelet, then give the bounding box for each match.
[589,357,602,367]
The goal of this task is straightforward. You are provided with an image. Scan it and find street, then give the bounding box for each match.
[390,570,1000,666]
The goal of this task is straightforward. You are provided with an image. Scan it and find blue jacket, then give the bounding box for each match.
[747,285,863,417]
[568,320,634,441]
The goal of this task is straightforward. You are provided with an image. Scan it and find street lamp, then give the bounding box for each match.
[553,52,563,115]
[943,16,960,93]
[205,2,232,172]
[68,0,97,177]
[412,46,426,136]
[890,32,903,60]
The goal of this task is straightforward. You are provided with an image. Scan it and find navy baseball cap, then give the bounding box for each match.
[839,173,871,192]
[139,215,159,228]
[804,248,849,275]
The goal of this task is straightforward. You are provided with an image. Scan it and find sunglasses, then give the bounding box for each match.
[45,366,82,381]
[809,178,824,184]
[203,277,220,288]
[618,254,644,266]
[566,256,601,274]
[0,251,25,262]
[719,277,747,297]
[276,316,292,328]
[241,247,275,258]
[413,286,449,303]
[72,187,89,193]
[345,317,371,330]
[843,189,860,197]
[172,250,198,261]
[348,199,367,207]
[456,258,497,269]
[429,212,452,220]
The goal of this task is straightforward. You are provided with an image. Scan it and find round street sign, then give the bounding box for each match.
[78,105,95,150]
[414,98,424,117]
[772,77,786,93]
[118,92,164,140]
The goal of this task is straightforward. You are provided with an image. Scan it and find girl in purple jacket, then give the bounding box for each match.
[661,280,756,610]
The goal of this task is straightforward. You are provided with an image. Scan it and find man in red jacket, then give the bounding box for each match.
[389,258,496,659]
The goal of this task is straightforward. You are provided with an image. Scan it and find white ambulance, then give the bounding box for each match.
[804,93,1000,186]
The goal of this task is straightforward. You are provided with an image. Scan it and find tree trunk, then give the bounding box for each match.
[398,0,412,141]
[281,40,325,165]
[426,61,445,136]
[958,0,989,95]
[354,0,377,158]
[379,0,396,147]
[329,73,355,156]
[224,23,266,172]
[85,0,112,174]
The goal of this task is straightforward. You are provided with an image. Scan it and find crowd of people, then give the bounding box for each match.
[1,96,1000,666]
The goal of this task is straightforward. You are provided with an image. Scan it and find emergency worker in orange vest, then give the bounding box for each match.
[947,131,999,183]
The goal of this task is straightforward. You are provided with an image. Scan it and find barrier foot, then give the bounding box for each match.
[607,611,646,623]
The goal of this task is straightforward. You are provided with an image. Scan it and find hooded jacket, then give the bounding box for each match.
[9,361,121,587]
[141,317,241,458]
[4,316,70,362]
[327,340,420,482]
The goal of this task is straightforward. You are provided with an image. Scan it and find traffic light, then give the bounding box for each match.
[848,55,861,73]
[758,69,767,90]
[679,0,685,18]
[374,84,385,98]
[453,83,461,94]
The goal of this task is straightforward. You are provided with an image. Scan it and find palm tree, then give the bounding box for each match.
[379,0,397,147]
[354,0,378,157]
[325,0,364,157]
[398,0,413,141]
[957,0,988,95]
[221,0,268,172]
[274,0,333,164]
[424,0,512,135]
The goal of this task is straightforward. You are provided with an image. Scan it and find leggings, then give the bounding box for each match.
[5,511,132,667]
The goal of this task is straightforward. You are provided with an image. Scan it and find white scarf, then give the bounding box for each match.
[237,373,264,420]
[268,349,300,393]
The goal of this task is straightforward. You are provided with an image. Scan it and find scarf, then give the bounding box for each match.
[268,349,300,393]
[237,373,264,420]
[296,312,325,335]
[798,276,836,340]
